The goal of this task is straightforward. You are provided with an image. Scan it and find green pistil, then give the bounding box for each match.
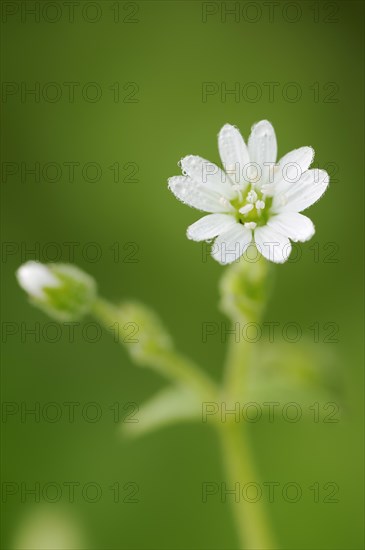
[231,187,272,227]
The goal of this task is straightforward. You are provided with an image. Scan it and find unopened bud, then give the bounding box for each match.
[16,261,97,321]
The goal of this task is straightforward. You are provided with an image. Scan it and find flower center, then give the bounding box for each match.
[230,185,272,228]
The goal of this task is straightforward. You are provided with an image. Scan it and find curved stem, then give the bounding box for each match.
[146,348,218,401]
[92,297,218,401]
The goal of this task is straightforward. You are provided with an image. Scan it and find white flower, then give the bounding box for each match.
[16,261,97,320]
[168,120,329,264]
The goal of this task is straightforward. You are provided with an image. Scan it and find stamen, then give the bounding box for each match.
[239,203,254,215]
[232,184,243,202]
[247,190,258,203]
[244,222,257,229]
[255,200,265,210]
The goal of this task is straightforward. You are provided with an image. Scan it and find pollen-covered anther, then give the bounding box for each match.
[244,222,257,229]
[255,200,265,210]
[239,203,254,215]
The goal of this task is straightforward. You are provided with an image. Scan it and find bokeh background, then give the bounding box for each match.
[1,1,364,548]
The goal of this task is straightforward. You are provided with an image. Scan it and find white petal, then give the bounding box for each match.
[180,155,236,200]
[218,124,250,186]
[187,214,237,241]
[273,147,314,192]
[248,120,277,186]
[267,212,315,242]
[254,226,292,263]
[16,261,59,299]
[273,169,329,213]
[168,176,234,213]
[211,224,252,265]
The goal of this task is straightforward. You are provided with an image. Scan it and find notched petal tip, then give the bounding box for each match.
[167,176,177,190]
[305,145,316,166]
[218,122,238,135]
[211,247,236,266]
[320,169,330,185]
[296,145,315,164]
[186,228,193,241]
[167,176,190,200]
[300,223,316,242]
[251,119,274,134]
[177,155,196,174]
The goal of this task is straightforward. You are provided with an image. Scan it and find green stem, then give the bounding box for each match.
[218,421,276,549]
[146,348,218,401]
[220,317,276,548]
[92,297,218,401]
[223,317,257,404]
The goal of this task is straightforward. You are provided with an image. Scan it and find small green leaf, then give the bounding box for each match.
[122,385,202,438]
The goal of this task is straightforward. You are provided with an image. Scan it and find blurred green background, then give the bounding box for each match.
[1,1,364,548]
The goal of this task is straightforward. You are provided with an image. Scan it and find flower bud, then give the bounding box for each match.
[16,261,97,321]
